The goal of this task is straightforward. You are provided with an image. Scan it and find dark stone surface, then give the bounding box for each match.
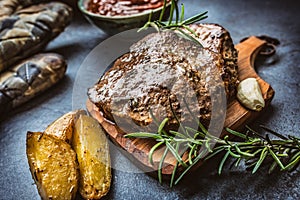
[0,0,299,199]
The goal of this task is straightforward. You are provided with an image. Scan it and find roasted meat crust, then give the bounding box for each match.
[188,23,239,98]
[88,24,238,133]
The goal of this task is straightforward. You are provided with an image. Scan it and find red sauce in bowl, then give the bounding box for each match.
[87,0,170,16]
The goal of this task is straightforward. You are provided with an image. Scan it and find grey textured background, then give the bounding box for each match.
[0,0,299,199]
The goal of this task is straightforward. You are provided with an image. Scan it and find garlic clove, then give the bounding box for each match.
[237,78,265,111]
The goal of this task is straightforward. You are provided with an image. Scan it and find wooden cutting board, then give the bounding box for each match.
[86,36,275,175]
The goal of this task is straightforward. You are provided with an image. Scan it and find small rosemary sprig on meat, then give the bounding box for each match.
[125,120,300,187]
[139,0,208,46]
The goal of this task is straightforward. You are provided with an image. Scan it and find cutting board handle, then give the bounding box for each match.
[235,36,266,80]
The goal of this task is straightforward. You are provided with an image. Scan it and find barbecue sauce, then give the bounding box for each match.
[87,0,169,16]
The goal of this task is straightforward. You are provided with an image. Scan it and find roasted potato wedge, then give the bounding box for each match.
[26,132,79,200]
[44,110,86,143]
[72,115,111,199]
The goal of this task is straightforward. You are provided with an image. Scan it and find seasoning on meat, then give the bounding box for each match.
[88,24,238,133]
[187,23,239,98]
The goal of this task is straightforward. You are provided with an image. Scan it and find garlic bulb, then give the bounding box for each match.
[237,78,265,111]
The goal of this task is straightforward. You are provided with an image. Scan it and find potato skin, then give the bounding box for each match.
[72,115,111,199]
[26,132,79,200]
[44,110,86,143]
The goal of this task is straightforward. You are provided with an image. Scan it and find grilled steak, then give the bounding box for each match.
[88,24,238,133]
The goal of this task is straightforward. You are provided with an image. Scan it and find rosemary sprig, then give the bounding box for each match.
[139,0,208,46]
[125,120,300,186]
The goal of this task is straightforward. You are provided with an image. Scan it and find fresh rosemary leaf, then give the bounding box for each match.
[158,118,169,135]
[182,24,199,36]
[197,128,208,140]
[149,141,165,165]
[252,147,268,173]
[174,148,208,185]
[180,4,185,22]
[204,146,226,161]
[127,115,299,185]
[166,141,188,168]
[138,10,153,32]
[285,153,300,171]
[228,147,241,158]
[290,151,300,162]
[181,11,208,25]
[185,126,206,138]
[204,139,213,153]
[139,0,208,49]
[175,28,202,46]
[188,144,197,164]
[226,128,248,139]
[156,20,167,27]
[125,132,162,139]
[276,153,289,157]
[218,151,230,175]
[224,135,231,145]
[289,135,300,148]
[246,159,260,168]
[168,0,176,25]
[169,130,187,139]
[159,0,167,21]
[234,145,255,157]
[235,157,242,168]
[268,148,285,170]
[170,143,180,187]
[252,148,264,156]
[170,161,179,187]
[158,147,169,184]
